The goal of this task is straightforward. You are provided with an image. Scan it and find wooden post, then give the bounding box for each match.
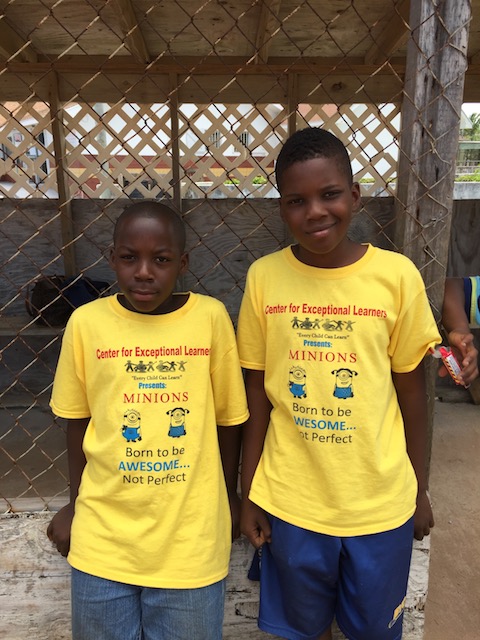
[394,0,471,472]
[287,73,298,138]
[168,73,186,290]
[49,72,76,277]
[169,73,182,215]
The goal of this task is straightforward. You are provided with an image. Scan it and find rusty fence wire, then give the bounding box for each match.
[0,0,474,511]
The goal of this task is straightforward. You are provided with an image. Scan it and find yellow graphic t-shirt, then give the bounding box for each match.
[237,245,441,536]
[51,293,248,588]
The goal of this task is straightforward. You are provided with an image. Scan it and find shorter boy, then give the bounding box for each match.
[47,201,248,640]
[237,127,441,640]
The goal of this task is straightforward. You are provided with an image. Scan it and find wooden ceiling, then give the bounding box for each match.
[0,0,478,104]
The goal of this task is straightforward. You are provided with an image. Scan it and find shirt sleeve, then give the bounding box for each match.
[210,304,249,426]
[388,262,441,373]
[236,263,267,370]
[49,313,90,418]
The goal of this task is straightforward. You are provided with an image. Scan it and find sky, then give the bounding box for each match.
[462,103,480,116]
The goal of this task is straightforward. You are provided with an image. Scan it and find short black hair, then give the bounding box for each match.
[275,127,353,192]
[113,201,186,252]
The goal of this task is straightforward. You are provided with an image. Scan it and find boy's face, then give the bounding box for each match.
[279,156,361,268]
[109,214,188,314]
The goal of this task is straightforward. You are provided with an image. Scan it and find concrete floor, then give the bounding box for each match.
[424,400,480,640]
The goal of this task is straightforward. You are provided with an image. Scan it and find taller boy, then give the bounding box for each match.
[237,128,441,640]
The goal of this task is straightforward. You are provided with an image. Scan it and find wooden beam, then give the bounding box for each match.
[0,52,469,103]
[254,0,282,64]
[168,73,185,291]
[0,67,405,104]
[287,72,297,137]
[169,73,182,215]
[112,0,150,64]
[364,0,410,66]
[0,55,407,103]
[0,56,407,76]
[49,73,76,277]
[0,18,37,63]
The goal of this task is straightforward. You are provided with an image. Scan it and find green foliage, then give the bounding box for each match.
[455,172,480,182]
[224,175,269,186]
[463,112,480,141]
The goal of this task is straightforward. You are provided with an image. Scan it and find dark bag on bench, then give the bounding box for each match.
[26,275,110,326]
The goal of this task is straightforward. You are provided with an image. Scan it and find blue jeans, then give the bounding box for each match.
[71,568,226,640]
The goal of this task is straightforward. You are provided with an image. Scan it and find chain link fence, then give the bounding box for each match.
[0,0,475,511]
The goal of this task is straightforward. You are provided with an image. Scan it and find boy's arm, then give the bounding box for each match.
[47,417,89,557]
[392,364,433,541]
[442,277,468,332]
[240,369,273,548]
[217,424,243,540]
[442,277,479,386]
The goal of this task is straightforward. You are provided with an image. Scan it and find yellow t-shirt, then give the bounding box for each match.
[51,293,249,588]
[237,245,441,536]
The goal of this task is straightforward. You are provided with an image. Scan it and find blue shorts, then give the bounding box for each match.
[257,514,414,640]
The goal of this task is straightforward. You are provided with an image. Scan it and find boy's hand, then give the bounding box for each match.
[441,330,479,386]
[46,502,75,557]
[413,490,434,540]
[228,491,241,541]
[241,498,271,548]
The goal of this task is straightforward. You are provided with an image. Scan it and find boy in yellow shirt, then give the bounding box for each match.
[237,127,441,640]
[47,201,248,640]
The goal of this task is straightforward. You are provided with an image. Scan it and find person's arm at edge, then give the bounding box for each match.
[240,368,272,549]
[218,423,243,540]
[441,277,478,386]
[392,363,433,541]
[47,417,89,557]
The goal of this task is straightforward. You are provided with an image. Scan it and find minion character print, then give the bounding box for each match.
[122,409,142,442]
[167,407,189,438]
[288,366,307,399]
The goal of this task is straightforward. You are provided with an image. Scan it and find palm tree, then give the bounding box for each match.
[466,113,480,141]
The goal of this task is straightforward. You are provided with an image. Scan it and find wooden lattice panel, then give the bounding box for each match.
[61,102,174,199]
[0,100,401,201]
[179,103,287,198]
[0,102,57,199]
[301,103,401,196]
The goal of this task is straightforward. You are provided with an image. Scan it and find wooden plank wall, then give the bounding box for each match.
[2,196,478,397]
[0,196,395,320]
[2,197,478,319]
[448,199,480,277]
[1,197,478,400]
